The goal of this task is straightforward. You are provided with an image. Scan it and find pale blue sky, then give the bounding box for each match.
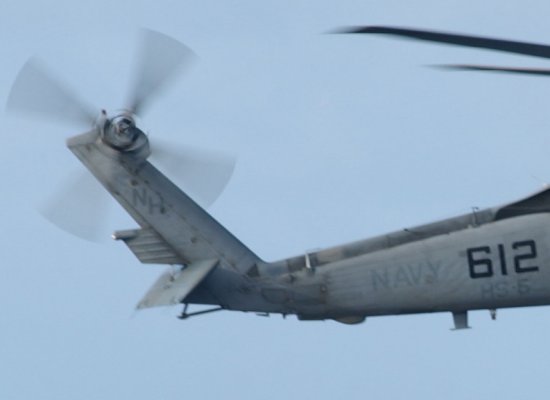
[2,1,550,399]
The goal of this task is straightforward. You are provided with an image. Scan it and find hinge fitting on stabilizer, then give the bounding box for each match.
[178,304,224,320]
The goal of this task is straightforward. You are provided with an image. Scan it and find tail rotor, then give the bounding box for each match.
[7,29,234,241]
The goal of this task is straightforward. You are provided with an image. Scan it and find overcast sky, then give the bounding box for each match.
[2,1,550,399]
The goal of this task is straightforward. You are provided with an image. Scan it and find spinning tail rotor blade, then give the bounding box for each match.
[335,26,550,60]
[151,142,236,208]
[6,58,96,126]
[40,171,112,242]
[127,29,197,115]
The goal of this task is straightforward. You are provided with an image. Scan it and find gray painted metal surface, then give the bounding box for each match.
[68,127,550,326]
[137,259,218,309]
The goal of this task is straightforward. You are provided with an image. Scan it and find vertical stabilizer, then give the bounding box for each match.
[67,130,261,273]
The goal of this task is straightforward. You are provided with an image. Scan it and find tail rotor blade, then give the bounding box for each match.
[151,141,236,208]
[6,58,96,126]
[128,29,197,115]
[39,171,112,242]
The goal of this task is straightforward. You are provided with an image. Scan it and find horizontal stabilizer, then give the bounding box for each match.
[137,258,218,309]
[114,228,181,264]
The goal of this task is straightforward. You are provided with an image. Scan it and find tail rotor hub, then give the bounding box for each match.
[100,111,147,151]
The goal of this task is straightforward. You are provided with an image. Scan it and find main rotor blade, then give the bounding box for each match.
[128,29,197,115]
[336,26,550,60]
[151,141,236,208]
[436,64,550,77]
[6,58,96,126]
